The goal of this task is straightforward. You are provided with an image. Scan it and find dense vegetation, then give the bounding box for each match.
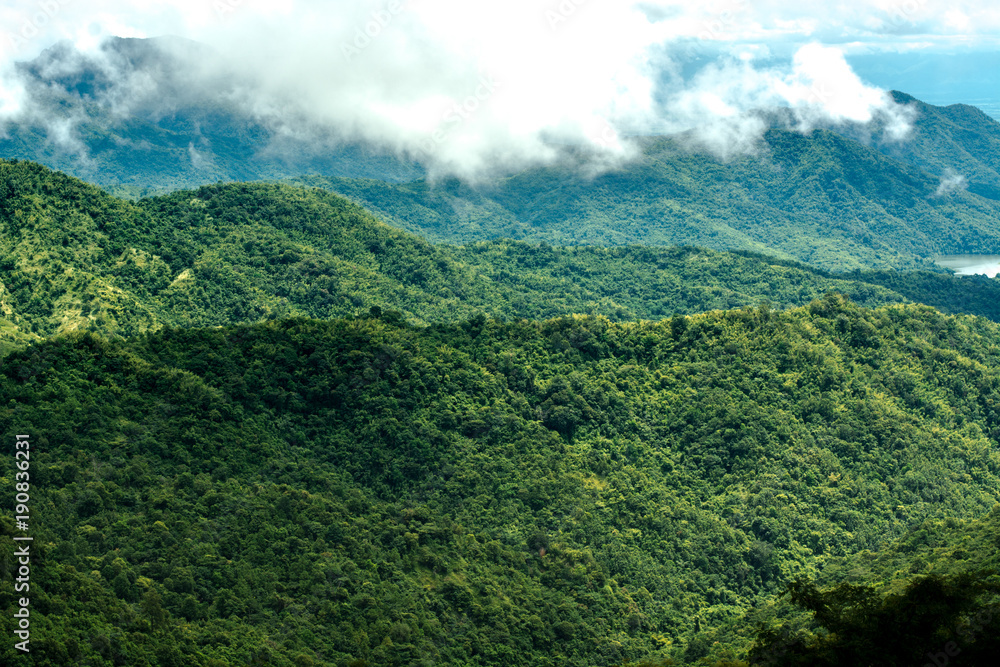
[297,121,1000,270]
[3,298,1000,665]
[14,158,1000,355]
[5,75,1000,664]
[749,569,1000,665]
[736,504,1000,666]
[850,268,1000,323]
[865,91,1000,201]
[6,158,1000,359]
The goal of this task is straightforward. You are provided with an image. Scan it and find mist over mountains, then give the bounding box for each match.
[0,36,424,191]
[0,36,915,185]
[3,37,1000,272]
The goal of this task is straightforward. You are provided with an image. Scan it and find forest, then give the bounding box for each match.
[3,295,1000,664]
[292,120,1000,271]
[4,158,1000,356]
[8,38,1000,273]
[2,148,1000,664]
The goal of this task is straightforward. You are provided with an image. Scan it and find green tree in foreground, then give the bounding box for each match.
[750,572,1000,666]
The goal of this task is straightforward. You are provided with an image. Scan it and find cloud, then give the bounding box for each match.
[188,141,206,169]
[1,0,987,179]
[0,72,25,128]
[934,168,968,196]
[655,43,915,157]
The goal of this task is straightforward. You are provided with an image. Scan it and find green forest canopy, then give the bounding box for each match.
[3,298,1000,664]
[4,158,1000,357]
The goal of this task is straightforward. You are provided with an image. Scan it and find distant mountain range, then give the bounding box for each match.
[302,115,1000,270]
[5,38,1000,667]
[0,36,423,194]
[849,51,1000,120]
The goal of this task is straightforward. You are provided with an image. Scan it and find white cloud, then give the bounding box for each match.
[934,168,968,196]
[0,73,25,122]
[187,141,206,169]
[659,43,914,155]
[2,0,997,177]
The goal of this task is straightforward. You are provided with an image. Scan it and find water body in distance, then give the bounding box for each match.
[933,255,1000,277]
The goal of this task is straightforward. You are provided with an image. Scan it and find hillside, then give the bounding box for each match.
[302,124,1000,270]
[3,300,1000,665]
[711,504,1000,665]
[11,158,994,353]
[7,18,1000,667]
[858,91,1000,201]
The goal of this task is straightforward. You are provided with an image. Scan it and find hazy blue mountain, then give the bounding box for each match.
[849,51,1000,120]
[0,37,422,193]
[828,90,1000,201]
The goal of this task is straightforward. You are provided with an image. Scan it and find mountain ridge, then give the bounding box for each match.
[8,158,1000,356]
[0,158,941,351]
[3,38,1000,666]
[300,123,1000,270]
[0,37,423,192]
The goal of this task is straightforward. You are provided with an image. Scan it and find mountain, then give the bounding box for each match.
[6,34,1000,667]
[298,122,1000,270]
[4,133,1000,667]
[15,158,1000,354]
[842,90,1000,201]
[3,297,1000,665]
[6,37,1000,271]
[724,504,1000,665]
[0,37,422,193]
[278,92,1000,272]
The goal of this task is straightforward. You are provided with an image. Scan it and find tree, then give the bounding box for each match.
[750,572,1000,666]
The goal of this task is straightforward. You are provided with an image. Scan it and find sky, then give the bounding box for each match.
[1,0,999,178]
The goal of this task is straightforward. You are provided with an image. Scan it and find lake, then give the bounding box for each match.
[933,254,1000,277]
